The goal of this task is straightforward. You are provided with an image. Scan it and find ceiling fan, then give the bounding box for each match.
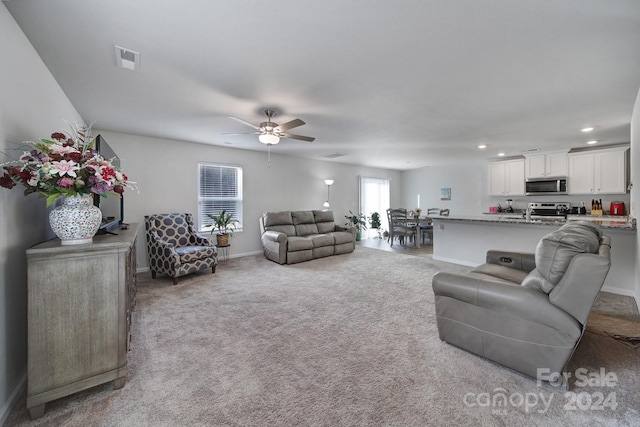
[225,109,315,145]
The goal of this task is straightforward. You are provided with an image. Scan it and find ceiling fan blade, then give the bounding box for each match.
[222,132,260,136]
[228,116,261,130]
[280,132,315,142]
[275,119,305,132]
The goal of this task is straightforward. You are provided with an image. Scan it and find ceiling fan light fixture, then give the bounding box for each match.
[259,134,280,145]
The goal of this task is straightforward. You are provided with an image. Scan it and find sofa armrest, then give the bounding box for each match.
[261,230,288,264]
[485,250,536,273]
[262,230,288,243]
[193,233,213,246]
[335,224,356,237]
[432,272,580,336]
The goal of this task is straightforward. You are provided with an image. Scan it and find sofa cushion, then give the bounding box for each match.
[262,211,296,236]
[263,211,293,227]
[521,268,555,293]
[470,263,529,284]
[560,221,602,240]
[175,246,217,263]
[291,211,315,225]
[287,236,313,251]
[313,210,334,222]
[313,210,337,233]
[330,231,354,245]
[308,234,334,248]
[296,223,319,236]
[533,222,601,291]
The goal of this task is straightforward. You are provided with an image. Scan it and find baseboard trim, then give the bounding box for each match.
[1,372,26,426]
[135,250,264,273]
[601,285,637,298]
[230,250,262,259]
[432,255,478,267]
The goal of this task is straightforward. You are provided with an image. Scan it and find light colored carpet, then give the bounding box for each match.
[6,247,640,426]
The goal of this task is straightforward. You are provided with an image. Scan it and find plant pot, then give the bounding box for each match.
[48,194,102,245]
[356,230,362,241]
[216,233,230,246]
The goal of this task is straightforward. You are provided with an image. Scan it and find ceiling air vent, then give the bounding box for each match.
[115,45,140,72]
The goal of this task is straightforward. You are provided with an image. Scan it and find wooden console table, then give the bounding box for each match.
[26,224,139,419]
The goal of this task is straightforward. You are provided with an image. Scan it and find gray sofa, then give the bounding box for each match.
[260,210,356,264]
[432,221,611,386]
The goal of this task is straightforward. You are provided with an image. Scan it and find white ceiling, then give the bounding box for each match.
[5,0,640,170]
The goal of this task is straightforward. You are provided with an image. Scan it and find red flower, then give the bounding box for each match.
[100,166,116,180]
[66,152,83,163]
[51,132,66,141]
[113,185,124,194]
[0,173,16,189]
[17,170,32,184]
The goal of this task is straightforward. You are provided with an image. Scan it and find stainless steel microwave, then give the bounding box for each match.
[525,178,567,195]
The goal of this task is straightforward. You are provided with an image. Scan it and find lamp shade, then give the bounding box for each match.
[259,134,280,145]
[324,179,334,186]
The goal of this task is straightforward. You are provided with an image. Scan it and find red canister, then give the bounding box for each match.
[610,202,625,216]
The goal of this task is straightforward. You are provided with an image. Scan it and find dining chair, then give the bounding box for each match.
[420,208,441,245]
[386,208,417,248]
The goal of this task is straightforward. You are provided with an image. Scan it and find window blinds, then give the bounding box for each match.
[198,163,243,231]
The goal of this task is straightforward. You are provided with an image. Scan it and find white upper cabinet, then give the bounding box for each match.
[567,146,628,195]
[524,150,568,179]
[489,159,525,196]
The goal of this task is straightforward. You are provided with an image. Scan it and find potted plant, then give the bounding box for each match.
[345,210,367,241]
[207,210,239,246]
[369,212,381,229]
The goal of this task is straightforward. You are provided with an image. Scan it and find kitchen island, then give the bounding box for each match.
[431,214,636,297]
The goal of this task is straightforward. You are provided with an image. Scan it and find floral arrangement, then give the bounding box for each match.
[408,207,422,217]
[0,123,131,206]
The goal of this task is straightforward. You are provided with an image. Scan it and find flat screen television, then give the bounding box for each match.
[93,135,125,233]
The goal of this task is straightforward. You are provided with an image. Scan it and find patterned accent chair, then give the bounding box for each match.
[145,213,218,285]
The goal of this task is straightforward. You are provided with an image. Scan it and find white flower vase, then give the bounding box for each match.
[49,194,102,245]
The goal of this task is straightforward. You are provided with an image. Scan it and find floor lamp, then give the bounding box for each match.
[323,179,334,208]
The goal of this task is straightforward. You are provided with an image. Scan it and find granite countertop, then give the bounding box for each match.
[430,214,636,231]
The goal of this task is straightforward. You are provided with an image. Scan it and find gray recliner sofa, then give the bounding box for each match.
[432,221,611,386]
[260,210,356,264]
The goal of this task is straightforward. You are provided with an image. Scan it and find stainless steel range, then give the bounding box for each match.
[528,202,570,219]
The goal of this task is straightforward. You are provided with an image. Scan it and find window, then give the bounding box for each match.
[359,176,390,235]
[198,163,243,232]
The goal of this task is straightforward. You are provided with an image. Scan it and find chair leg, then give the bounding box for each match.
[151,271,156,279]
[212,266,216,274]
[173,277,178,286]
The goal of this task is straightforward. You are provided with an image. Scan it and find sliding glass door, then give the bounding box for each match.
[359,176,390,239]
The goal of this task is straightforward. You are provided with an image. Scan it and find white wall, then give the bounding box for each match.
[401,162,486,215]
[631,86,640,310]
[0,4,83,423]
[95,130,403,269]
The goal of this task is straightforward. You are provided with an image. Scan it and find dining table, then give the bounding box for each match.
[397,216,433,248]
